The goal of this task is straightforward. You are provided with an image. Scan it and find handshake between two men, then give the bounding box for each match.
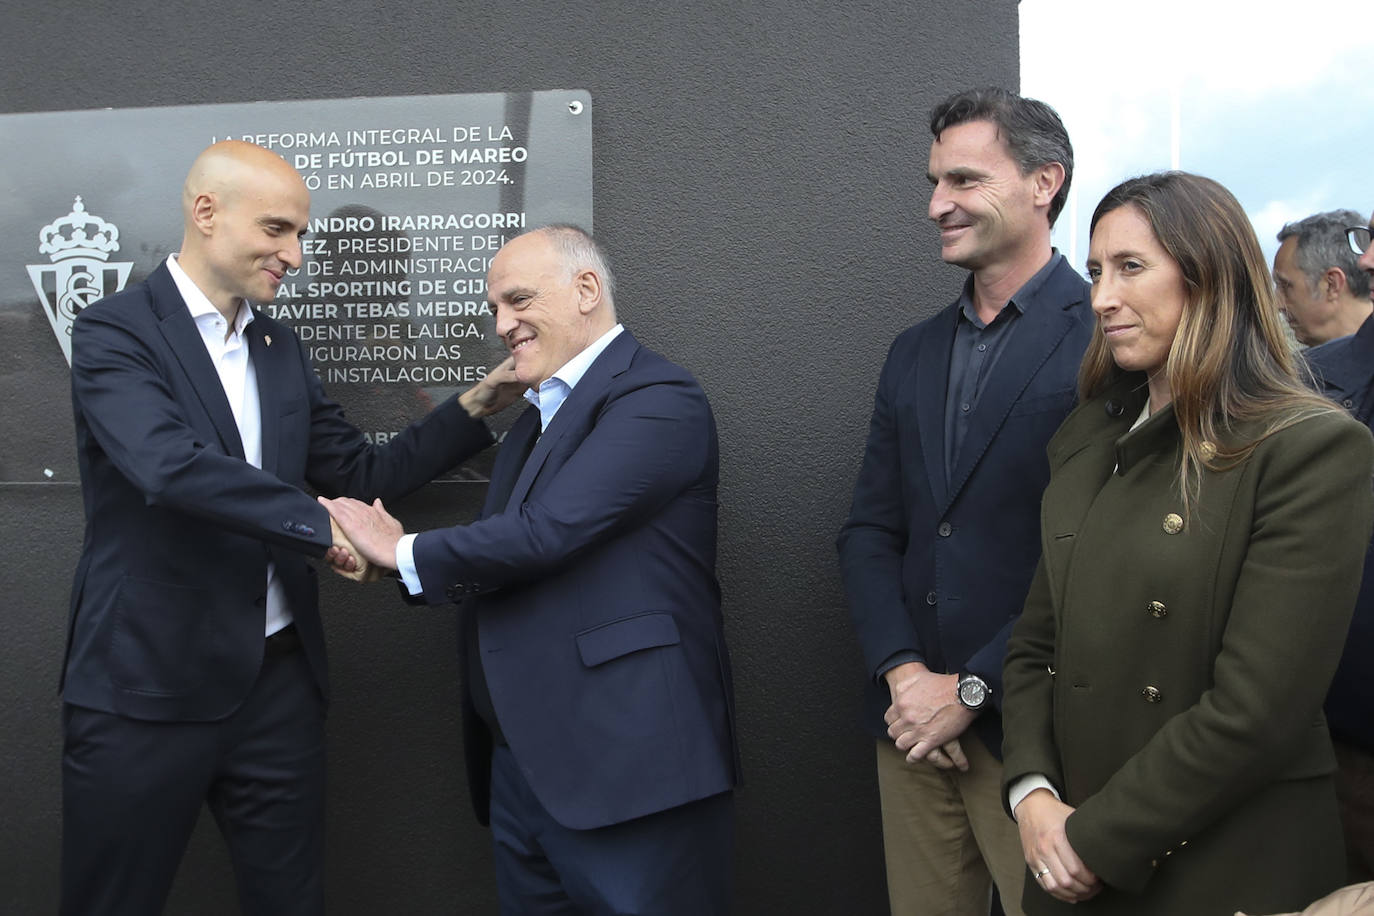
[322,354,526,583]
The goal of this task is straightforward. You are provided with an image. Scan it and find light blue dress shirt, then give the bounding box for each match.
[394,324,626,592]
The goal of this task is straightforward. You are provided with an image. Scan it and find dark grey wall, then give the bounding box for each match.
[0,2,1019,912]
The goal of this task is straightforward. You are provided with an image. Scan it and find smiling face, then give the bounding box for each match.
[208,173,308,306]
[926,119,1050,272]
[180,142,309,317]
[1087,204,1188,406]
[487,231,608,387]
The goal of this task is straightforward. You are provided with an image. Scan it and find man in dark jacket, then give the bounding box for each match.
[1306,214,1374,881]
[837,89,1092,915]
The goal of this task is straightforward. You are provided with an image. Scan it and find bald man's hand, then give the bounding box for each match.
[459,356,527,418]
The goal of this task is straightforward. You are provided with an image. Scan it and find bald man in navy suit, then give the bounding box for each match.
[62,140,523,916]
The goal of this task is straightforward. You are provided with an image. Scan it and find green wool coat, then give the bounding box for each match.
[1002,372,1374,916]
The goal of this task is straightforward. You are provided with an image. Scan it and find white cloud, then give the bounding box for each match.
[1022,0,1374,266]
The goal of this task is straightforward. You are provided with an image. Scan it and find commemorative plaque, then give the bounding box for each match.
[0,90,593,483]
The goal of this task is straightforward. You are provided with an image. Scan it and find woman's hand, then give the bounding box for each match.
[1016,788,1103,904]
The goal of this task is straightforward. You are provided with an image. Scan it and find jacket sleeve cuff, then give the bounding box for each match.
[1008,774,1059,821]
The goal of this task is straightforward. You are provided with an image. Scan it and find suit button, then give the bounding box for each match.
[299,524,315,536]
[937,522,952,537]
[1106,399,1125,417]
[445,586,460,600]
[282,521,294,532]
[1142,686,1163,703]
[1344,399,1355,409]
[1162,513,1184,535]
[1148,600,1167,618]
[925,591,937,606]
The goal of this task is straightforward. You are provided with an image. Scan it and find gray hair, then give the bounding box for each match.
[529,224,616,304]
[930,87,1075,228]
[1276,209,1371,300]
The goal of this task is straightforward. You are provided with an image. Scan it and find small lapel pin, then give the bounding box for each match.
[264,334,272,347]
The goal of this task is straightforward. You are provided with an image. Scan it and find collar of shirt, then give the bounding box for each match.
[956,249,1065,329]
[523,323,625,431]
[166,254,255,347]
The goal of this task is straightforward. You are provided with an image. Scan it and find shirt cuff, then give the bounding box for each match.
[1008,773,1059,821]
[396,533,423,596]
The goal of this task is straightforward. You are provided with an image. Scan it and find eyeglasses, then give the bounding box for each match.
[1348,226,1373,256]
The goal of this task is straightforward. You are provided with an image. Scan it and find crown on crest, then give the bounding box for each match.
[38,196,121,262]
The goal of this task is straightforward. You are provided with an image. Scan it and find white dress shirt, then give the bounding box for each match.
[166,254,292,637]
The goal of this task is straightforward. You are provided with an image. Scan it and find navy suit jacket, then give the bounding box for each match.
[64,261,493,722]
[410,330,740,830]
[1306,314,1374,751]
[837,256,1092,756]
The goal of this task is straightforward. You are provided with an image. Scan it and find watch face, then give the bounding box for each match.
[959,677,987,708]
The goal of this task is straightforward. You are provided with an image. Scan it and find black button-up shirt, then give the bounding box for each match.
[943,252,1066,486]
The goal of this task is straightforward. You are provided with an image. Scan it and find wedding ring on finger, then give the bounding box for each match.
[1035,867,1050,878]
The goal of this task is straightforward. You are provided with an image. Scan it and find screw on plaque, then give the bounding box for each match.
[568,100,584,115]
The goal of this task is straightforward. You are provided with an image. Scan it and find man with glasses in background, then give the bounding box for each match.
[1303,217,1374,883]
[1273,211,1371,346]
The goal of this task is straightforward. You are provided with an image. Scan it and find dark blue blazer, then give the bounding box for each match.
[837,257,1092,756]
[411,330,740,830]
[1306,314,1374,751]
[64,261,493,722]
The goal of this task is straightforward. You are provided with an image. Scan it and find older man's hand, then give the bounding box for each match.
[319,497,404,572]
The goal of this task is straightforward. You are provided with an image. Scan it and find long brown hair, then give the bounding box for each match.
[1079,172,1337,508]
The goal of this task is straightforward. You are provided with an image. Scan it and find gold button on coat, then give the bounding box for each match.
[1142,686,1163,703]
[1148,600,1167,618]
[1162,513,1184,535]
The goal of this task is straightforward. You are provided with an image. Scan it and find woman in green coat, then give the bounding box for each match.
[1001,171,1374,915]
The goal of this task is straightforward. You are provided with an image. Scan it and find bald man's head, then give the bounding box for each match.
[176,141,310,317]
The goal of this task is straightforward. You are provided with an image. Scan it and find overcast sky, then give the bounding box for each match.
[1021,0,1372,271]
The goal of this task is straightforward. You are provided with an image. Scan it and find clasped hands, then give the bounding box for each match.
[321,497,407,583]
[882,662,977,771]
[320,358,525,583]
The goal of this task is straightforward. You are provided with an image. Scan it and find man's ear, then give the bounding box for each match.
[1324,267,1349,301]
[190,192,217,237]
[1031,162,1066,211]
[575,268,603,314]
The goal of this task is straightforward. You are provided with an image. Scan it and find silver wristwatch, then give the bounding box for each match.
[956,671,990,710]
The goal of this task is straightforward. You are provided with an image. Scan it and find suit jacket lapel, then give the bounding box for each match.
[148,264,246,460]
[484,405,541,517]
[914,309,956,511]
[507,330,640,509]
[246,318,282,473]
[1313,317,1374,423]
[944,262,1085,512]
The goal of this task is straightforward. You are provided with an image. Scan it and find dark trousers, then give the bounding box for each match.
[488,745,734,915]
[61,638,326,916]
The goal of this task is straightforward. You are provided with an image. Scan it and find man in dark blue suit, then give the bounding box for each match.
[62,140,522,915]
[836,89,1091,916]
[325,225,740,915]
[1307,215,1374,882]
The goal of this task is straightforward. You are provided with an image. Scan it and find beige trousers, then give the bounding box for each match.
[875,737,1027,916]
